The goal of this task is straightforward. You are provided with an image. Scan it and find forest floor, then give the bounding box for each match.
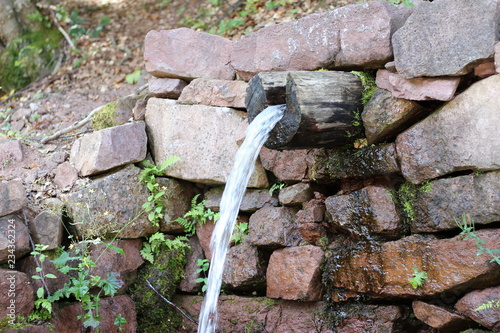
[0,0,356,190]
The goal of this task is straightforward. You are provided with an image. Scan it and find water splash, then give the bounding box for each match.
[197,105,285,333]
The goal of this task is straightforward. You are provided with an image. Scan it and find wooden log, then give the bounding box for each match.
[246,71,364,149]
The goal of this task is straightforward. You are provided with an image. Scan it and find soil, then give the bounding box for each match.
[0,0,356,208]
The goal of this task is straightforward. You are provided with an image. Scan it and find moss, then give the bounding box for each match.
[0,28,61,93]
[394,180,432,229]
[92,101,119,130]
[351,71,377,106]
[128,245,187,333]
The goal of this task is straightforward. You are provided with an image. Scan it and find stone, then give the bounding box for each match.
[69,121,147,177]
[17,255,70,295]
[411,171,500,233]
[412,300,473,333]
[179,235,204,293]
[145,98,268,187]
[156,177,195,233]
[278,182,315,206]
[196,220,215,261]
[362,88,428,145]
[0,269,34,318]
[148,77,187,98]
[92,96,138,130]
[474,61,496,78]
[0,180,27,216]
[144,28,235,80]
[84,239,143,293]
[248,206,302,249]
[0,140,23,164]
[0,215,30,264]
[375,69,460,101]
[266,245,324,301]
[335,304,403,333]
[312,144,400,183]
[325,185,402,240]
[223,241,266,291]
[396,74,500,184]
[53,161,78,189]
[205,187,278,213]
[29,210,63,250]
[495,42,500,73]
[392,0,500,78]
[296,196,327,245]
[50,295,137,333]
[455,286,500,331]
[259,147,315,184]
[132,94,149,121]
[323,229,500,298]
[63,164,158,239]
[231,1,412,81]
[179,78,248,108]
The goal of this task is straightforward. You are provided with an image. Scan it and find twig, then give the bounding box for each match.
[40,83,148,144]
[145,279,198,325]
[47,6,76,50]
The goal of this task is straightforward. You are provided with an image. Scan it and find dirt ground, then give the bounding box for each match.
[0,0,356,206]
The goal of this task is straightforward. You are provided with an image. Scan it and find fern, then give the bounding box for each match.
[140,232,190,264]
[175,194,220,236]
[475,300,500,311]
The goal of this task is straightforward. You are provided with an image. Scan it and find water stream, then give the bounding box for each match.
[197,105,286,333]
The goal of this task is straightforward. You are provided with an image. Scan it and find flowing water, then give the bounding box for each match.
[197,105,285,333]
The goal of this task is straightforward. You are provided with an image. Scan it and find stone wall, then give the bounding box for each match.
[1,0,500,332]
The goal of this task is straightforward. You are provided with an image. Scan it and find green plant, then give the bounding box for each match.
[409,268,428,289]
[232,222,249,245]
[140,232,190,264]
[455,214,500,265]
[196,258,210,293]
[396,181,432,223]
[475,300,500,311]
[114,313,127,331]
[125,69,141,84]
[385,0,414,6]
[31,241,125,330]
[139,157,181,227]
[269,180,286,195]
[351,71,377,105]
[174,194,220,236]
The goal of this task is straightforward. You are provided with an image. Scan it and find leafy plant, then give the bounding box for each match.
[114,313,127,331]
[351,71,377,106]
[475,300,500,311]
[174,194,220,236]
[139,157,181,226]
[409,268,428,289]
[140,232,189,264]
[196,258,210,293]
[269,180,286,196]
[455,214,500,265]
[386,0,414,7]
[396,181,432,223]
[232,222,249,245]
[125,69,141,84]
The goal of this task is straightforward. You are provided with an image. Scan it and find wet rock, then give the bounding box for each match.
[179,235,204,293]
[248,206,302,248]
[412,300,473,333]
[0,140,24,163]
[325,185,402,240]
[29,210,63,250]
[411,171,500,233]
[332,304,403,333]
[63,164,158,239]
[17,255,70,295]
[392,0,499,78]
[196,220,215,261]
[260,147,315,184]
[50,295,137,333]
[0,180,27,216]
[156,177,195,233]
[296,196,327,245]
[0,269,34,318]
[0,215,30,264]
[179,78,247,108]
[375,69,460,101]
[362,88,428,145]
[266,245,324,301]
[455,286,500,331]
[69,121,147,177]
[231,1,412,80]
[145,98,267,187]
[53,161,78,189]
[312,144,400,183]
[204,187,278,213]
[223,241,266,291]
[323,229,500,298]
[396,74,500,184]
[148,77,187,98]
[278,182,315,206]
[144,28,235,80]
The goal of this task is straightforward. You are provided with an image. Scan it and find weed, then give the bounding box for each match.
[395,181,432,223]
[139,157,181,227]
[385,0,414,6]
[140,232,189,264]
[351,71,377,106]
[269,180,286,196]
[455,214,500,265]
[475,300,500,311]
[196,258,210,293]
[174,194,220,236]
[232,222,249,245]
[125,69,141,84]
[409,268,428,289]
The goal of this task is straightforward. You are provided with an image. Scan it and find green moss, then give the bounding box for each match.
[128,245,187,333]
[351,71,377,106]
[395,180,432,226]
[0,28,61,93]
[92,101,119,130]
